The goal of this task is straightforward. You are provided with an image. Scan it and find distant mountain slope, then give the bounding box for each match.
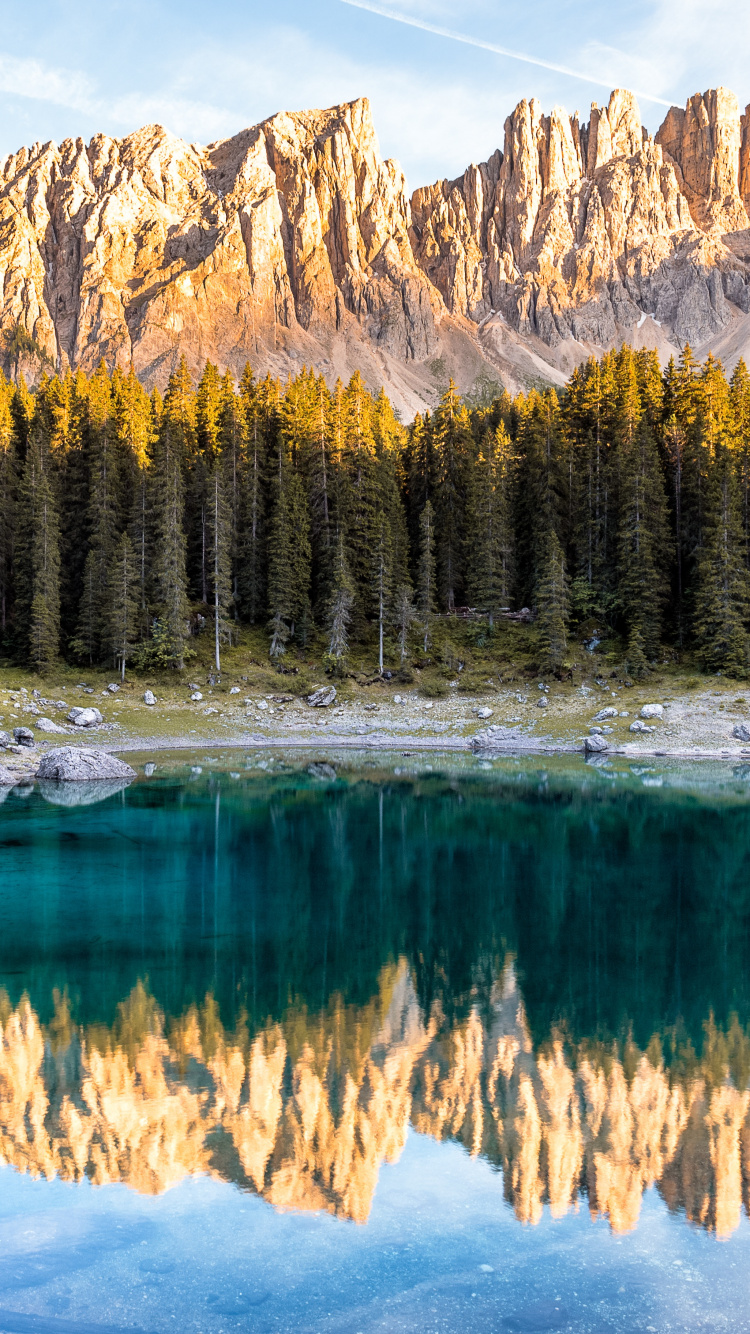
[2,87,750,413]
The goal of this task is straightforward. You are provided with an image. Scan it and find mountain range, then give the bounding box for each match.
[3,86,750,414]
[1,961,747,1234]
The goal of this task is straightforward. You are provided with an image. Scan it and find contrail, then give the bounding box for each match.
[339,0,673,108]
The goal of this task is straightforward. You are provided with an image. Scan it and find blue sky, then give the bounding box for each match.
[1,0,749,189]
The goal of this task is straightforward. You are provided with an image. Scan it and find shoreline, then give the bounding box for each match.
[3,673,750,775]
[107,731,750,763]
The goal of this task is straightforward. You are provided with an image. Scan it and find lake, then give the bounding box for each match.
[1,750,750,1333]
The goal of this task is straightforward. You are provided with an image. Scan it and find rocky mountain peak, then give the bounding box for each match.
[3,85,750,412]
[655,86,749,232]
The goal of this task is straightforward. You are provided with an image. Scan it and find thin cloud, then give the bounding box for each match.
[0,52,95,113]
[339,0,673,107]
[0,49,233,143]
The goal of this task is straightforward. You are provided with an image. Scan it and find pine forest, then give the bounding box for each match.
[2,344,750,683]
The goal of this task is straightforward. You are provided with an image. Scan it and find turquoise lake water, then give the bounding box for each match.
[1,750,750,1332]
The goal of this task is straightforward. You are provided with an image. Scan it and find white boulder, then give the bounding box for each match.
[36,748,136,780]
[67,707,103,727]
[35,717,68,734]
[640,704,664,719]
[307,686,337,708]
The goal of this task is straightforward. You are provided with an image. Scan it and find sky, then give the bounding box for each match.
[1,0,749,190]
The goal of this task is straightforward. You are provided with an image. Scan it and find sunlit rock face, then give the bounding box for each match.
[0,101,449,418]
[411,87,750,361]
[1,962,750,1235]
[3,87,750,410]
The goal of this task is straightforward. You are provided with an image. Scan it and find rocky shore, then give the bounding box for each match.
[1,676,750,779]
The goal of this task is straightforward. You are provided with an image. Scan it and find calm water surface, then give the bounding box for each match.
[1,750,750,1332]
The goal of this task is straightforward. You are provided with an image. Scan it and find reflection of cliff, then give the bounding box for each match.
[1,965,750,1233]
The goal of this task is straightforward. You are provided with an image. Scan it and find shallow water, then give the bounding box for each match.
[1,750,750,1332]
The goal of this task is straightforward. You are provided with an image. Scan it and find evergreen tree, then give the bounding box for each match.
[417,500,437,652]
[372,510,394,674]
[466,423,515,624]
[535,529,569,671]
[395,584,416,664]
[403,411,437,562]
[15,432,61,671]
[432,381,472,609]
[115,367,155,639]
[218,369,241,616]
[73,364,120,660]
[207,460,233,673]
[617,421,671,667]
[514,389,568,609]
[107,533,139,680]
[564,353,617,623]
[693,445,750,673]
[340,371,379,624]
[730,359,750,567]
[325,531,355,669]
[149,405,190,669]
[266,437,311,657]
[237,368,273,622]
[0,375,17,635]
[192,361,221,603]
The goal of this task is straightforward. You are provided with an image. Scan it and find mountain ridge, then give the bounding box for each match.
[3,86,750,413]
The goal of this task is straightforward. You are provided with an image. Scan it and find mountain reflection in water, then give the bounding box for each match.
[2,961,750,1235]
[2,760,750,1242]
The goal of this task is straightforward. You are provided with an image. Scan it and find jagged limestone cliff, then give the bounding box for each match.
[3,88,750,411]
[412,87,750,374]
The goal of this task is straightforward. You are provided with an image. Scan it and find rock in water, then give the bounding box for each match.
[68,706,103,727]
[36,748,136,781]
[583,735,609,753]
[307,686,337,708]
[35,717,68,734]
[471,725,523,751]
[733,723,750,742]
[144,691,156,706]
